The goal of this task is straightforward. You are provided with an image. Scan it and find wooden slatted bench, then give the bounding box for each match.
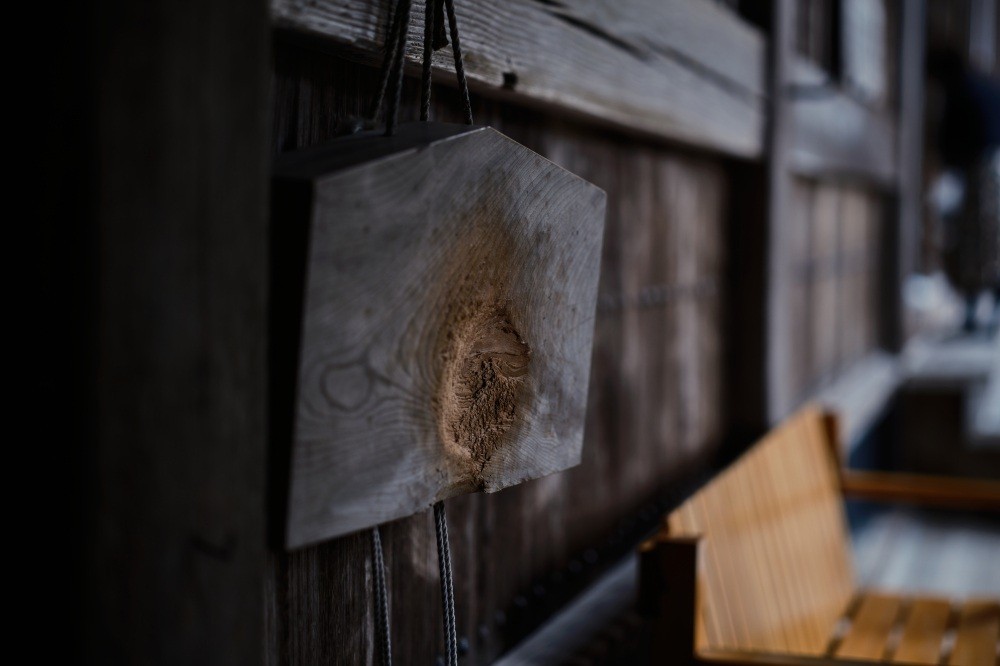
[639,407,1000,665]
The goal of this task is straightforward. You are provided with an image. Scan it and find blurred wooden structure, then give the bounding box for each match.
[640,408,1000,665]
[54,0,1000,662]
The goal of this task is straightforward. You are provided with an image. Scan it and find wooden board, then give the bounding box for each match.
[949,600,1000,666]
[894,598,951,664]
[835,592,901,660]
[270,0,766,157]
[273,122,606,548]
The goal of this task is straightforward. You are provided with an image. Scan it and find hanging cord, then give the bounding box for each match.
[368,0,407,124]
[442,0,473,125]
[369,0,473,132]
[370,527,392,666]
[434,501,458,666]
[419,0,437,121]
[383,0,413,136]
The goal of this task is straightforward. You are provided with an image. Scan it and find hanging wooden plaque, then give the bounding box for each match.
[272,123,606,549]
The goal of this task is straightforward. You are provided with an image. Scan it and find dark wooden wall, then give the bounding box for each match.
[784,179,883,404]
[55,0,918,662]
[52,0,272,663]
[266,45,727,665]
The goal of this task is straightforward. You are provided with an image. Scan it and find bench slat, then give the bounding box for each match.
[893,598,951,664]
[949,600,1000,666]
[835,592,902,660]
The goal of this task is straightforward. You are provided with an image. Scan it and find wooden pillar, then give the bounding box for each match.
[882,0,926,352]
[765,0,797,424]
[71,0,271,662]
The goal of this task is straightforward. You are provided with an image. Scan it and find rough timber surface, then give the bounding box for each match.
[270,0,766,157]
[274,123,606,548]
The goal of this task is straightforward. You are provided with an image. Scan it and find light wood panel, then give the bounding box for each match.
[835,592,901,660]
[894,598,951,664]
[270,0,766,156]
[666,408,855,655]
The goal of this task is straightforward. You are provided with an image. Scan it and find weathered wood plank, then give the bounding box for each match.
[270,0,766,156]
[787,59,897,185]
[274,123,606,547]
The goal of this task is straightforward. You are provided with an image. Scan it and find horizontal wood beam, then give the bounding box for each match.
[271,0,766,157]
[840,470,1000,512]
[786,59,897,185]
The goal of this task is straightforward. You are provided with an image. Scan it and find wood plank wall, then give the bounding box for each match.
[785,179,883,407]
[266,46,727,665]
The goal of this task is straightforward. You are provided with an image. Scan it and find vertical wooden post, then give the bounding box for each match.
[639,536,701,665]
[882,0,926,352]
[765,0,797,424]
[75,0,271,662]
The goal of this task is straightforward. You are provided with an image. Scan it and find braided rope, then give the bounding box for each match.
[434,501,458,666]
[442,0,473,125]
[370,527,392,666]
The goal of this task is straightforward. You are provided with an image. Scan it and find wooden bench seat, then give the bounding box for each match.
[639,407,1000,665]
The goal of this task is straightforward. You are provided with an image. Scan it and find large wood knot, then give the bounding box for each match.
[437,299,530,485]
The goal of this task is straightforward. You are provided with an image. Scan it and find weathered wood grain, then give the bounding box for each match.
[274,123,606,547]
[270,0,766,157]
[266,48,729,664]
[788,59,897,185]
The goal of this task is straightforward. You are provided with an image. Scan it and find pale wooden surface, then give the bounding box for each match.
[950,600,1000,666]
[270,0,765,157]
[667,408,855,655]
[834,592,902,660]
[274,123,606,547]
[894,598,951,664]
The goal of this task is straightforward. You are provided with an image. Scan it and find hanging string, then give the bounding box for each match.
[369,0,473,131]
[370,526,392,666]
[384,0,414,136]
[434,501,458,666]
[419,0,437,121]
[368,0,407,124]
[442,0,473,125]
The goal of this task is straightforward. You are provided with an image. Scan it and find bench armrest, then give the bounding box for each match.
[839,470,1000,512]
